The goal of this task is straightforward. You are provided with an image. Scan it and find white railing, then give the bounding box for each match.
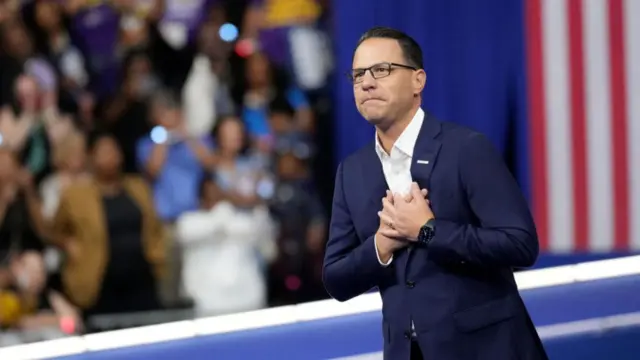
[1,255,639,360]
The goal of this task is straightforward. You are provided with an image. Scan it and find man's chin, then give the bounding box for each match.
[363,115,386,126]
[361,110,383,122]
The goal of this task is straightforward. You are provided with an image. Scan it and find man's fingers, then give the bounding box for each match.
[377,211,394,227]
[388,186,428,203]
[401,187,428,202]
[382,198,396,215]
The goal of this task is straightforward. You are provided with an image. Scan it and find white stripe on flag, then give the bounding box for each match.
[583,0,615,251]
[626,0,640,250]
[543,0,574,252]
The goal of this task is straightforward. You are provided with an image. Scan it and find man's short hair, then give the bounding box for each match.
[356,27,424,69]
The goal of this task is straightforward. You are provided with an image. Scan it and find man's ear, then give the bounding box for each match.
[414,69,427,96]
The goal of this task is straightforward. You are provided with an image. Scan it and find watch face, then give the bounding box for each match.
[419,225,434,244]
[418,227,428,244]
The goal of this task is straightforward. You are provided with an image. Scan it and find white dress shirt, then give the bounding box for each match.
[373,108,425,266]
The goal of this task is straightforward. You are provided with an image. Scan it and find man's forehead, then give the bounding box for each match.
[352,38,404,68]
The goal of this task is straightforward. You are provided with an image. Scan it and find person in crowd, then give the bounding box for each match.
[27,0,90,112]
[0,251,80,333]
[212,115,273,208]
[151,0,222,91]
[0,73,75,184]
[268,137,325,305]
[176,176,277,316]
[39,131,89,221]
[52,132,165,319]
[242,52,314,140]
[0,18,37,106]
[268,96,312,148]
[103,50,160,174]
[63,0,121,98]
[182,20,235,137]
[138,90,216,221]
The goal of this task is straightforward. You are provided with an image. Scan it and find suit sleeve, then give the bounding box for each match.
[322,163,391,302]
[428,133,539,268]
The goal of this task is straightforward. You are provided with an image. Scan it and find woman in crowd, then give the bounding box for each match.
[52,132,165,320]
[212,115,273,207]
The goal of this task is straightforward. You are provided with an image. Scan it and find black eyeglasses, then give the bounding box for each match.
[347,62,417,84]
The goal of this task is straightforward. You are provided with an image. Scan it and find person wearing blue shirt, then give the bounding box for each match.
[137,91,216,222]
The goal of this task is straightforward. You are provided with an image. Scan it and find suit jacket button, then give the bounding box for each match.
[403,331,411,339]
[406,280,415,288]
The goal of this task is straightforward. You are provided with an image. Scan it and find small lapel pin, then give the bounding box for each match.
[417,160,429,165]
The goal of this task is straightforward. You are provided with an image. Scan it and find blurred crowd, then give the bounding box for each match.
[0,0,334,342]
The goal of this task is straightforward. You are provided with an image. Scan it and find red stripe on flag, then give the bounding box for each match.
[526,0,549,251]
[608,0,629,250]
[567,0,589,251]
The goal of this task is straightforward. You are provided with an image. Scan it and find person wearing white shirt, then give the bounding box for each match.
[176,177,277,317]
[322,27,545,360]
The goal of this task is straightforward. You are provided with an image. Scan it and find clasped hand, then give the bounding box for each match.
[377,182,434,241]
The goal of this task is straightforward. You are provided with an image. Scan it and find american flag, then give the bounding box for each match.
[526,0,640,252]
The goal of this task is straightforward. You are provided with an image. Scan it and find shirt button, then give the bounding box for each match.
[406,280,415,289]
[403,331,412,339]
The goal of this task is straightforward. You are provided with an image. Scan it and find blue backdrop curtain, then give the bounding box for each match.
[331,0,531,202]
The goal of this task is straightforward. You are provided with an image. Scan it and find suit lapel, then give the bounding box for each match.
[401,113,443,266]
[410,113,443,192]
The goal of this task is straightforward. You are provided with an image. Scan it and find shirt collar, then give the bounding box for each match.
[375,108,425,158]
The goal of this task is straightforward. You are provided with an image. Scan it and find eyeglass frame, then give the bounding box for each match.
[347,62,418,84]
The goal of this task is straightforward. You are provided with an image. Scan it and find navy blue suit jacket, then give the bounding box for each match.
[323,114,548,360]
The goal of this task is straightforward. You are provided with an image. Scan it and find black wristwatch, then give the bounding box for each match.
[417,219,436,245]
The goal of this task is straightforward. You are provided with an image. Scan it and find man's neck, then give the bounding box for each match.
[376,104,420,154]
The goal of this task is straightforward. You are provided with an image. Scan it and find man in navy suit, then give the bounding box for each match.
[322,27,548,360]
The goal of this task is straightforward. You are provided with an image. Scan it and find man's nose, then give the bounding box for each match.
[361,72,377,90]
